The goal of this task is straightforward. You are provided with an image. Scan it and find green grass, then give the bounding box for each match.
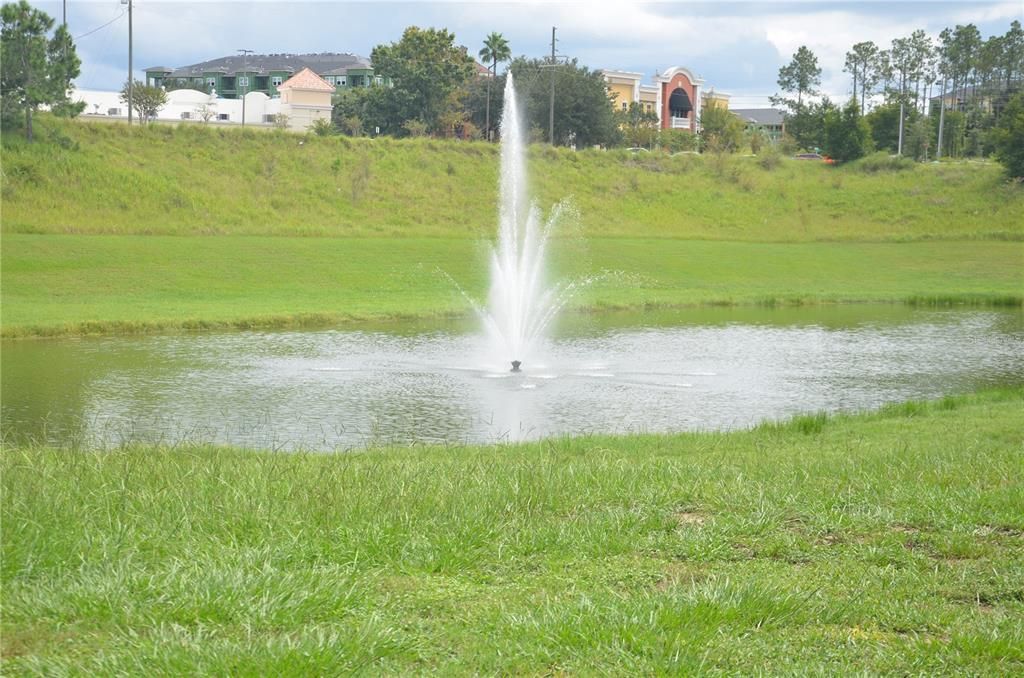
[3,115,1022,242]
[2,234,1021,337]
[4,387,1023,674]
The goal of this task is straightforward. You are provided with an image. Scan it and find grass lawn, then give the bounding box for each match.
[3,388,1022,673]
[2,235,1022,337]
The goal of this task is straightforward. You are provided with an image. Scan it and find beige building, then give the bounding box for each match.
[277,67,334,131]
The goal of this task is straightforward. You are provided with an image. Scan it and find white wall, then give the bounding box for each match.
[71,89,287,127]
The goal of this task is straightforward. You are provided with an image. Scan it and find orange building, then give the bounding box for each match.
[603,66,727,133]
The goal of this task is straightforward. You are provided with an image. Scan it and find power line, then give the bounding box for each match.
[75,9,126,41]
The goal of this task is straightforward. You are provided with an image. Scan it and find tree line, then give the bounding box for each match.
[3,4,1022,176]
[771,20,1023,174]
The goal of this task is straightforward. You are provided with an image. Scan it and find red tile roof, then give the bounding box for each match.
[278,67,335,92]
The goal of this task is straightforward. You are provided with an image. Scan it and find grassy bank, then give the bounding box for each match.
[3,116,1022,242]
[2,234,1021,337]
[3,388,1022,673]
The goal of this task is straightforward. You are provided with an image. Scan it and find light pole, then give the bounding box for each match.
[121,0,133,124]
[238,49,253,126]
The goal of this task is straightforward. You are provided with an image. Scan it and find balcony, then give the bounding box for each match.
[670,116,691,129]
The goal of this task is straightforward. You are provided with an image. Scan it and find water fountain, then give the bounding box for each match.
[480,74,575,373]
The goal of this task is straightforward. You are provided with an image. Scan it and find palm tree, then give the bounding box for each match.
[479,32,511,140]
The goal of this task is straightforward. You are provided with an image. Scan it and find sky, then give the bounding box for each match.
[34,0,1023,108]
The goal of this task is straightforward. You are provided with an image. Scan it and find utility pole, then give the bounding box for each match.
[897,100,904,156]
[549,26,556,146]
[122,0,133,124]
[238,49,254,126]
[936,76,946,159]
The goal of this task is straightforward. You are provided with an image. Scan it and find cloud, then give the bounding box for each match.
[29,0,1022,103]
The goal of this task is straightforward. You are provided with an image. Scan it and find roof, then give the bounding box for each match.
[730,108,785,126]
[147,52,372,79]
[277,67,335,92]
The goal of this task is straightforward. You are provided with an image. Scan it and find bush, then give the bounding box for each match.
[401,119,428,138]
[758,148,783,170]
[310,118,335,136]
[657,129,699,153]
[851,151,916,173]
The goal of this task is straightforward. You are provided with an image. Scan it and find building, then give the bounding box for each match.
[602,66,727,133]
[145,52,382,100]
[731,108,786,144]
[276,68,334,131]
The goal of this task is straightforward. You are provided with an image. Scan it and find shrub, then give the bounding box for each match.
[758,148,782,170]
[402,119,428,138]
[852,151,915,173]
[310,118,335,136]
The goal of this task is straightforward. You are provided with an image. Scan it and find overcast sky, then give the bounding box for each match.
[34,1,1022,108]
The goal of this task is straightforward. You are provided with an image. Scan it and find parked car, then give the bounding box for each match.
[794,152,836,164]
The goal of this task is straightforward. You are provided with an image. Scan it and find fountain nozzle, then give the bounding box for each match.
[511,360,522,373]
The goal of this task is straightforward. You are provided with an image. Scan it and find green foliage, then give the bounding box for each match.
[823,99,872,163]
[616,102,659,148]
[657,129,699,153]
[851,152,916,173]
[369,26,475,135]
[3,389,1023,672]
[699,106,745,153]
[478,31,511,139]
[401,119,428,137]
[119,79,168,123]
[508,58,618,147]
[0,0,82,140]
[864,102,912,154]
[990,92,1024,178]
[775,45,822,108]
[310,118,335,137]
[785,99,836,152]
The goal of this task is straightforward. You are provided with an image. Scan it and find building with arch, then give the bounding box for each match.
[602,66,730,133]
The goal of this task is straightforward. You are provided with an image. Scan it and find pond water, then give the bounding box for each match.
[3,306,1022,450]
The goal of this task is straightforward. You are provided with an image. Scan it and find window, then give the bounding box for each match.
[194,78,203,86]
[263,114,276,123]
[238,76,248,88]
[107,107,121,116]
[180,112,191,120]
[621,102,627,110]
[217,113,229,121]
[272,76,283,87]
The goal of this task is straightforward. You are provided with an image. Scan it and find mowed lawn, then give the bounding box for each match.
[3,235,1022,336]
[3,389,1022,674]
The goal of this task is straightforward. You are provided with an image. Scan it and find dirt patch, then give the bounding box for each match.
[673,511,707,527]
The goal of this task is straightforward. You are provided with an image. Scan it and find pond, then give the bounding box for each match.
[3,306,1022,450]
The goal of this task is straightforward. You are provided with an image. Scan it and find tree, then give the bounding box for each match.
[823,98,872,162]
[785,98,836,152]
[478,31,511,141]
[776,45,821,108]
[0,0,82,140]
[120,79,167,122]
[615,101,659,148]
[699,105,745,153]
[507,57,618,147]
[991,91,1024,178]
[844,41,879,113]
[370,26,475,135]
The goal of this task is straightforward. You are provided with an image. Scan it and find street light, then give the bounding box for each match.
[238,49,254,126]
[121,0,133,124]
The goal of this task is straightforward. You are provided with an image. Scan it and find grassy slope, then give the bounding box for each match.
[3,235,1022,337]
[3,117,1023,241]
[2,117,1022,337]
[3,388,1023,673]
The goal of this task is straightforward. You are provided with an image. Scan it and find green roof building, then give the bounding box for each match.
[144,52,383,99]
